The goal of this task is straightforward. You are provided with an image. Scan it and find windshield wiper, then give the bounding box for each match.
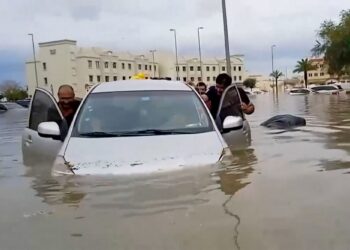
[79,131,121,137]
[118,129,195,136]
[80,129,195,137]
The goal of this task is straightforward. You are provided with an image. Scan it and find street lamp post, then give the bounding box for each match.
[271,44,276,73]
[221,0,232,77]
[149,49,156,78]
[197,27,204,80]
[28,33,39,88]
[169,28,179,80]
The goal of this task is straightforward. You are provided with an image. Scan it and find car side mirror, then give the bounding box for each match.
[222,116,243,132]
[38,122,61,140]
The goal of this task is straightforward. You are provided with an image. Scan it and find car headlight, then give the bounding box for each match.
[219,147,234,164]
[52,155,75,176]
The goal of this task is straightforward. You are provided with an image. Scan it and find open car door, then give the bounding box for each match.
[216,85,251,149]
[22,88,64,166]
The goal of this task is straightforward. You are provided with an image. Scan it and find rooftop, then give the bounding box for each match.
[39,39,77,47]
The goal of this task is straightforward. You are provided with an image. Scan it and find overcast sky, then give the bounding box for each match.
[0,0,348,84]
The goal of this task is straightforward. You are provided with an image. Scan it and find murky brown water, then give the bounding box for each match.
[1,93,349,250]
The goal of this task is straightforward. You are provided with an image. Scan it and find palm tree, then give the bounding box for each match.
[293,58,316,88]
[270,70,283,92]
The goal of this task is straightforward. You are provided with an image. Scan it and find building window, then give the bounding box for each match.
[309,73,312,77]
[149,65,152,71]
[207,76,210,81]
[197,66,201,71]
[314,73,318,77]
[190,66,194,71]
[183,66,186,71]
[122,76,126,80]
[97,75,101,82]
[88,60,92,69]
[238,66,242,71]
[320,72,324,76]
[138,64,142,70]
[176,77,180,80]
[44,77,48,85]
[183,77,187,82]
[190,77,195,81]
[104,62,109,68]
[198,77,202,81]
[113,62,117,69]
[113,76,117,81]
[154,65,157,71]
[105,76,109,82]
[43,62,47,71]
[96,61,100,69]
[145,65,148,70]
[89,75,93,82]
[239,76,242,81]
[206,66,210,71]
[234,76,237,81]
[50,49,56,55]
[233,66,236,71]
[128,63,132,70]
[122,63,125,69]
[212,66,216,71]
[176,66,179,72]
[213,76,216,81]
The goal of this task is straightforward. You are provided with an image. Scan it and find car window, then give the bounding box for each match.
[28,90,62,131]
[72,90,213,136]
[217,85,243,124]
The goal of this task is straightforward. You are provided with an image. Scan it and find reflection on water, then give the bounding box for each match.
[1,94,350,250]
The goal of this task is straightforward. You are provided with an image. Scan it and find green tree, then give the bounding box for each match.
[270,70,283,92]
[312,10,350,77]
[293,58,316,88]
[0,80,28,101]
[243,78,256,91]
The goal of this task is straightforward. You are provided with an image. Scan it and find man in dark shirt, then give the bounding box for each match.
[57,84,81,127]
[205,73,254,118]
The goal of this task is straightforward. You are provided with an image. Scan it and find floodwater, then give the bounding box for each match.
[0,93,350,250]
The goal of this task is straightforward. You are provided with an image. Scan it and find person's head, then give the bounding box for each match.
[58,84,75,109]
[196,82,207,95]
[215,73,232,96]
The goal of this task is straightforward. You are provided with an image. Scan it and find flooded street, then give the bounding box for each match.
[1,94,350,250]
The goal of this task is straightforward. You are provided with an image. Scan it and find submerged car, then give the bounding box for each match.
[22,80,250,175]
[289,88,310,95]
[310,84,345,95]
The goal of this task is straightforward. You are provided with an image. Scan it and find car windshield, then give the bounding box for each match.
[72,90,213,137]
[312,85,337,91]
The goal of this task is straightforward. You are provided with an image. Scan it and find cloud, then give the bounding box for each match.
[0,0,348,82]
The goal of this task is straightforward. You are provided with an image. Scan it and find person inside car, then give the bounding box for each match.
[57,84,81,127]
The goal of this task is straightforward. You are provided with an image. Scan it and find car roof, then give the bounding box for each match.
[91,80,193,93]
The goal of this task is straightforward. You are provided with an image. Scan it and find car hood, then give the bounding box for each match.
[62,132,225,175]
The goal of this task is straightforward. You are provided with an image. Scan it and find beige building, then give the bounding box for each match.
[306,58,332,84]
[26,40,160,98]
[26,39,247,98]
[246,74,284,92]
[176,55,246,86]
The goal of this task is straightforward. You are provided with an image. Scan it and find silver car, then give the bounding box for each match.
[22,80,251,175]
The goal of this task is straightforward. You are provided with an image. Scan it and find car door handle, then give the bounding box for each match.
[25,135,33,144]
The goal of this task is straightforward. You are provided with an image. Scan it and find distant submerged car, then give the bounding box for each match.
[289,88,310,95]
[16,98,31,108]
[0,103,7,112]
[310,84,345,95]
